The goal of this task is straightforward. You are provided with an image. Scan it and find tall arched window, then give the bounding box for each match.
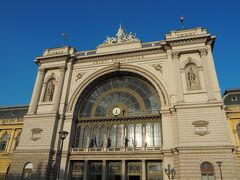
[128,124,134,147]
[200,162,215,180]
[44,78,56,102]
[146,123,153,147]
[0,132,9,152]
[22,162,33,180]
[135,124,142,147]
[185,63,201,90]
[154,123,161,147]
[92,126,99,147]
[116,125,124,147]
[110,125,117,147]
[237,123,240,140]
[99,125,106,147]
[14,132,21,150]
[75,126,81,148]
[82,127,90,148]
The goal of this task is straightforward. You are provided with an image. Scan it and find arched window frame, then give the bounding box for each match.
[43,78,57,102]
[22,162,33,180]
[14,131,22,150]
[184,63,201,90]
[200,162,215,180]
[237,123,240,142]
[0,132,10,152]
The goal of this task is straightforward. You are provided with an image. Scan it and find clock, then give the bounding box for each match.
[112,107,121,116]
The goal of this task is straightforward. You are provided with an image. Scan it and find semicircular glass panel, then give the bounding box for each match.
[78,73,160,118]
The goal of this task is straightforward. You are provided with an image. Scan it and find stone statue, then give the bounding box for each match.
[45,81,55,102]
[186,66,200,90]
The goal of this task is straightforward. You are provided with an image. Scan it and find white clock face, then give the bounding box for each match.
[112,107,121,116]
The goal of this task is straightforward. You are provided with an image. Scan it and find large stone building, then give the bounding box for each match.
[5,26,239,179]
[0,106,28,180]
[223,89,240,176]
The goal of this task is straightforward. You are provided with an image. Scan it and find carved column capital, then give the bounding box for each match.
[59,66,66,72]
[38,67,46,73]
[172,51,180,59]
[199,48,208,56]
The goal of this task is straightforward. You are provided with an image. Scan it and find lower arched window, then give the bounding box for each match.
[0,132,9,152]
[237,123,240,140]
[200,162,215,180]
[22,162,33,180]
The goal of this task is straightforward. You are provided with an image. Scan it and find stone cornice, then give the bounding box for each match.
[75,46,165,64]
[226,110,240,118]
[35,53,72,65]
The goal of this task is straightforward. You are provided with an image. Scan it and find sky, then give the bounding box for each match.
[0,0,239,106]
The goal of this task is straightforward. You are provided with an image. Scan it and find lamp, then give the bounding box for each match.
[56,130,69,180]
[216,161,223,180]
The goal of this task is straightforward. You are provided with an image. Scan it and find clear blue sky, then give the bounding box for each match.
[0,0,239,106]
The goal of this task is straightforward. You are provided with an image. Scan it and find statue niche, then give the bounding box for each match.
[44,78,56,102]
[185,63,201,90]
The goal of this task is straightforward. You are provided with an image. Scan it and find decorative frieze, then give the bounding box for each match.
[199,48,208,56]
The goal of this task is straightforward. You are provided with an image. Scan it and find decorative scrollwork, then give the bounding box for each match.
[199,48,208,56]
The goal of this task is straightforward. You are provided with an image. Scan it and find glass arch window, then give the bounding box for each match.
[77,73,161,118]
[22,162,33,180]
[0,132,9,151]
[146,124,154,147]
[99,125,107,147]
[82,127,90,148]
[200,162,215,180]
[237,123,240,140]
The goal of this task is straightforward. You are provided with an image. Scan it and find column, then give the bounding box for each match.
[102,160,106,180]
[199,48,215,100]
[28,67,45,114]
[122,160,126,180]
[142,160,146,180]
[172,52,184,103]
[6,129,15,153]
[53,66,66,112]
[83,160,88,180]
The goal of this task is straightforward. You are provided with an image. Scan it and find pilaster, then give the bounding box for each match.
[53,66,66,112]
[172,52,184,103]
[199,48,215,101]
[28,67,45,114]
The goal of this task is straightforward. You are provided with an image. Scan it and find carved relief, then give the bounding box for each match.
[75,73,83,82]
[185,63,201,90]
[31,128,43,141]
[113,62,121,71]
[44,78,57,102]
[192,121,209,136]
[154,64,163,73]
[199,48,208,56]
[172,51,180,59]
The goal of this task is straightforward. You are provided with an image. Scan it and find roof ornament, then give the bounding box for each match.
[102,25,138,45]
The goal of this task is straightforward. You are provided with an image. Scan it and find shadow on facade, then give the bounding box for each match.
[5,163,66,180]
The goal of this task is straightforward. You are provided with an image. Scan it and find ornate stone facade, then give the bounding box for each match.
[0,106,28,180]
[5,27,239,179]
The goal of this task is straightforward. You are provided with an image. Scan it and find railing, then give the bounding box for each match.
[141,41,162,48]
[77,50,97,56]
[0,118,23,124]
[71,147,162,153]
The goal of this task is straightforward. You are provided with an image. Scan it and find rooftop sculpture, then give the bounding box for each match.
[102,25,138,45]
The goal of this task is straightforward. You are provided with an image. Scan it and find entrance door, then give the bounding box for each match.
[127,161,142,180]
[129,175,141,180]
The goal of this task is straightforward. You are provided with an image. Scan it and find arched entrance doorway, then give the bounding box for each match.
[71,71,163,180]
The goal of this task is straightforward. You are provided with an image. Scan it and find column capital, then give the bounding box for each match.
[171,51,180,59]
[59,66,67,72]
[199,48,208,57]
[38,67,46,73]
